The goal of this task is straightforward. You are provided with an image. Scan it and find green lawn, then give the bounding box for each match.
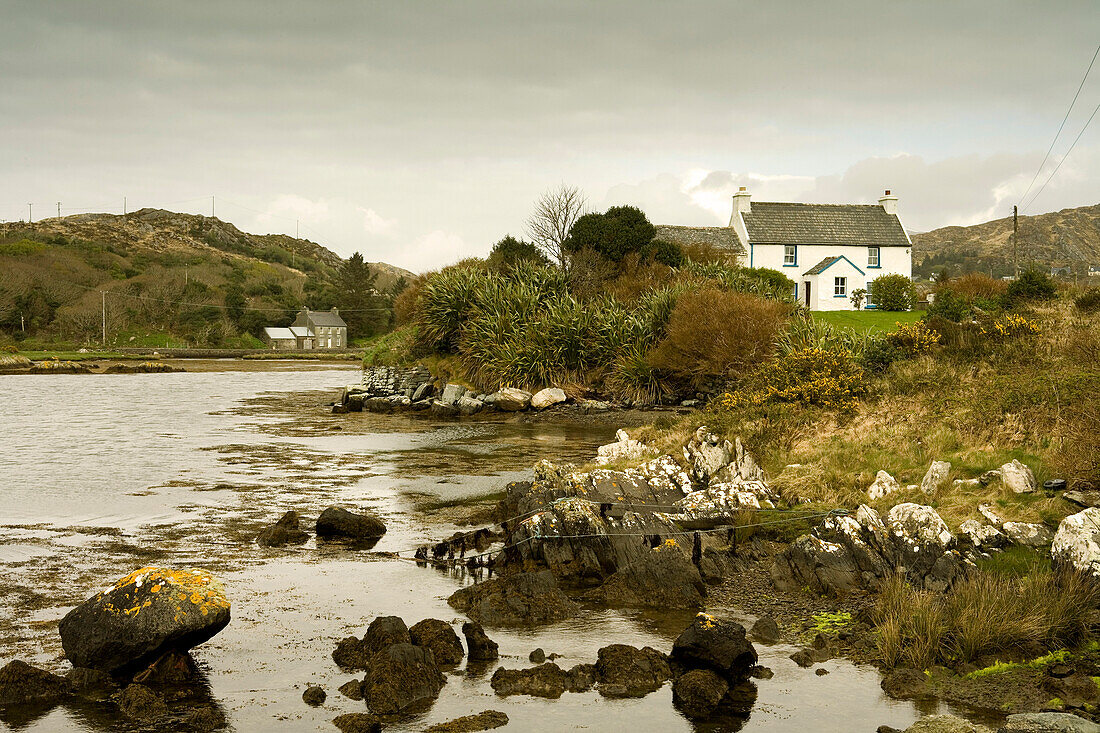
[812,309,925,334]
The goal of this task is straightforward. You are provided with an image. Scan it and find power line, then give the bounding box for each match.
[1021,95,1100,213]
[1018,42,1100,207]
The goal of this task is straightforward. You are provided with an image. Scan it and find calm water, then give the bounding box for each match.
[0,362,935,731]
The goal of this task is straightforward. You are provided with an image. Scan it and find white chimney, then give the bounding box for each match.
[879,189,898,215]
[729,186,752,226]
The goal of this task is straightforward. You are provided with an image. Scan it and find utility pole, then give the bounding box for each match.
[211,195,215,218]
[124,196,127,217]
[1012,205,1019,278]
[101,291,107,345]
[296,218,299,239]
[27,203,32,223]
[57,202,61,219]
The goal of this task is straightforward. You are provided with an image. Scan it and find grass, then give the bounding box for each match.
[813,309,925,334]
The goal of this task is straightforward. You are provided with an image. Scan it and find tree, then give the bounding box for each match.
[526,184,587,268]
[562,205,657,262]
[335,252,388,338]
[486,235,549,271]
[224,285,246,323]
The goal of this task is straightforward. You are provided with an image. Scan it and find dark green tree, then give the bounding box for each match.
[486,235,549,271]
[562,205,657,262]
[224,285,246,324]
[336,252,389,338]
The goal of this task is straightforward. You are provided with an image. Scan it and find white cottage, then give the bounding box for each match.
[729,188,912,311]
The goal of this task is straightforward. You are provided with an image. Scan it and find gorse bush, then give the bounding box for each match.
[886,321,940,356]
[718,347,867,411]
[982,313,1041,340]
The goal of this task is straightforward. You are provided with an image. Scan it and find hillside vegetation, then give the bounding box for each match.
[0,209,412,347]
[912,202,1100,278]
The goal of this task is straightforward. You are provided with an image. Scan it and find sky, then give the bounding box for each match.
[2,1,1100,272]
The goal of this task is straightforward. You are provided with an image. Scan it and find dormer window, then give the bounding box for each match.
[783,245,797,266]
[868,246,880,267]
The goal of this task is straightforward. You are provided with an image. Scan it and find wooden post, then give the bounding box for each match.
[1013,205,1019,277]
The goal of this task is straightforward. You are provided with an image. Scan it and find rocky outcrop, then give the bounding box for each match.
[590,541,706,609]
[0,660,73,707]
[1000,459,1037,494]
[363,616,412,654]
[771,503,964,594]
[462,621,499,661]
[362,643,446,714]
[670,614,757,683]
[683,428,764,485]
[672,669,729,719]
[902,714,991,732]
[315,507,386,541]
[999,712,1100,732]
[594,644,671,698]
[1052,508,1100,577]
[409,619,464,666]
[256,510,309,547]
[530,387,567,409]
[596,429,655,465]
[59,567,231,674]
[920,460,951,495]
[448,571,579,626]
[490,662,569,699]
[424,710,509,733]
[333,712,384,733]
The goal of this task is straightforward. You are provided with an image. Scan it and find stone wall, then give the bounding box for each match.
[360,365,433,397]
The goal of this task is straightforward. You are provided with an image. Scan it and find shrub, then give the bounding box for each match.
[869,274,915,311]
[860,337,900,373]
[1074,288,1100,314]
[925,289,972,322]
[605,340,669,404]
[850,288,867,310]
[682,260,795,302]
[414,263,492,352]
[640,238,684,267]
[778,314,875,359]
[486,235,549,271]
[650,289,790,388]
[886,321,940,356]
[719,347,867,411]
[946,272,1009,301]
[982,313,1041,340]
[562,205,657,263]
[1007,268,1057,304]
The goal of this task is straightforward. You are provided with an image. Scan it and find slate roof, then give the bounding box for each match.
[653,225,747,257]
[299,309,347,328]
[803,255,865,276]
[741,202,909,246]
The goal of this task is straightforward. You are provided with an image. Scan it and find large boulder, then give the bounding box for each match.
[333,636,372,670]
[672,668,728,719]
[333,713,384,733]
[920,460,951,495]
[530,387,567,409]
[670,614,757,682]
[596,429,654,466]
[1052,508,1100,577]
[0,660,73,707]
[363,615,412,655]
[591,540,706,609]
[448,571,580,626]
[440,383,468,405]
[59,567,231,673]
[594,644,670,698]
[362,643,446,714]
[409,619,464,666]
[315,507,387,541]
[462,621,498,661]
[903,714,992,733]
[256,510,309,547]
[456,395,484,415]
[1000,459,1037,494]
[999,712,1100,732]
[484,388,531,412]
[490,663,568,698]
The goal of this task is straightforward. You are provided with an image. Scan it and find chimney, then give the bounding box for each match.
[879,189,898,216]
[729,186,752,226]
[331,307,339,315]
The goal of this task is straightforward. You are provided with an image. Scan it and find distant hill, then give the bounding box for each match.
[0,208,413,346]
[912,203,1100,279]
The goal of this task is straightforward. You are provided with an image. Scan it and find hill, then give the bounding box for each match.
[912,202,1100,279]
[0,208,413,347]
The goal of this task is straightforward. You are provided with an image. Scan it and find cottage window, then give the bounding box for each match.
[783,245,797,266]
[834,277,847,297]
[868,246,880,267]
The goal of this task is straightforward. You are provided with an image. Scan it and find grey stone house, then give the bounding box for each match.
[291,308,348,348]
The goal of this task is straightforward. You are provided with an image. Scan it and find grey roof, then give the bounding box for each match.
[263,327,296,340]
[803,255,865,276]
[741,202,909,246]
[289,326,314,337]
[302,309,347,328]
[653,224,746,257]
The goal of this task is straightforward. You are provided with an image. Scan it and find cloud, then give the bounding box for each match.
[404,230,478,272]
[254,194,330,230]
[357,207,396,236]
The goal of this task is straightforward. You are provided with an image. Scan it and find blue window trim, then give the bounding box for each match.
[782,244,798,267]
[867,246,881,268]
[833,276,847,297]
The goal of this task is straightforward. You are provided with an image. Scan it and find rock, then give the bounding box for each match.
[1002,521,1054,548]
[751,666,774,679]
[815,667,830,675]
[490,662,568,698]
[565,663,597,693]
[1000,459,1037,494]
[978,503,1004,527]
[424,710,510,733]
[184,705,227,731]
[364,615,412,655]
[1065,491,1100,509]
[881,668,930,699]
[448,571,579,626]
[456,395,484,415]
[675,480,780,516]
[315,507,387,541]
[684,427,732,484]
[115,683,168,721]
[595,429,654,465]
[920,460,952,495]
[0,660,73,706]
[362,642,446,714]
[953,478,982,489]
[65,666,117,698]
[999,712,1100,732]
[430,399,460,417]
[869,470,901,500]
[484,388,532,412]
[958,520,1007,551]
[979,469,1003,485]
[903,714,992,732]
[303,685,326,706]
[409,619,464,666]
[529,648,546,663]
[1052,508,1100,577]
[333,713,384,733]
[59,567,231,673]
[333,636,372,670]
[530,387,567,409]
[790,649,815,667]
[462,621,498,661]
[338,679,364,700]
[670,614,758,682]
[594,644,671,698]
[132,649,199,685]
[750,617,780,643]
[257,510,310,547]
[591,540,706,609]
[440,383,468,405]
[672,668,729,719]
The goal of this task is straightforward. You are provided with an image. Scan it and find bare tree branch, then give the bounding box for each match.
[525,184,587,269]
